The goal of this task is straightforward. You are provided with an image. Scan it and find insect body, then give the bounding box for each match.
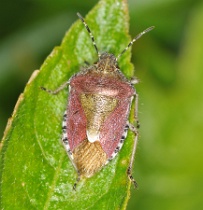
[41,13,154,189]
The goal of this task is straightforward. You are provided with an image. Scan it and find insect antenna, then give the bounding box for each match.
[116,26,155,61]
[77,13,100,59]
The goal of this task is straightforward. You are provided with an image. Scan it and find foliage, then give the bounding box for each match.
[0,0,136,209]
[1,0,203,210]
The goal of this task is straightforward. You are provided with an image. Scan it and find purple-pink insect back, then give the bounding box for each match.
[41,13,154,189]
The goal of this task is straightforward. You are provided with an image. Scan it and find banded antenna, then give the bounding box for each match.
[77,12,155,62]
[77,13,100,58]
[116,26,155,61]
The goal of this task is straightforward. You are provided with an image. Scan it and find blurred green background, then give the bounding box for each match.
[1,0,203,209]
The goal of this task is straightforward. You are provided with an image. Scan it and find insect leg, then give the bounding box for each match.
[41,81,69,95]
[134,92,140,129]
[127,122,139,188]
[73,175,81,191]
[127,92,139,188]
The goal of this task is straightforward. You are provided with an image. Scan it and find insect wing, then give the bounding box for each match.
[66,87,87,152]
[100,97,132,158]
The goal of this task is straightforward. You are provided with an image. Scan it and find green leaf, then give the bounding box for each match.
[0,0,136,209]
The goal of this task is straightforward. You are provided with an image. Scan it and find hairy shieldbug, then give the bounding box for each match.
[41,13,154,189]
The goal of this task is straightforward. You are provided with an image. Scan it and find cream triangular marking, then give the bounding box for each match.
[86,130,99,143]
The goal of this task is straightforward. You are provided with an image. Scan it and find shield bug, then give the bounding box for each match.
[41,13,154,189]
